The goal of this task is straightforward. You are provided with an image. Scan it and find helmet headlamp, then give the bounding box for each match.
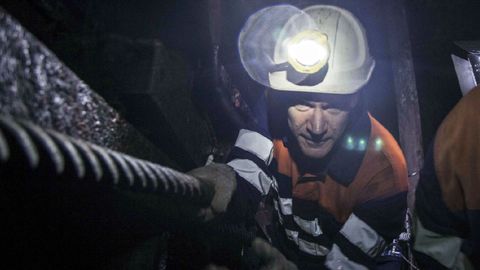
[239,5,375,94]
[287,30,330,74]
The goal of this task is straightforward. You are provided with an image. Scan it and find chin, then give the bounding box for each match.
[300,145,331,159]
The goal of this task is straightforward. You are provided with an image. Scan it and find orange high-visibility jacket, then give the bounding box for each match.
[415,86,480,269]
[227,110,408,269]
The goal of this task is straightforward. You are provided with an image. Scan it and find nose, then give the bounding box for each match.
[307,107,327,138]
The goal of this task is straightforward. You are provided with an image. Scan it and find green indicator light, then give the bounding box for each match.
[375,138,383,151]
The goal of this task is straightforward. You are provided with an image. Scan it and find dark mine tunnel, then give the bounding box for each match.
[0,0,479,269]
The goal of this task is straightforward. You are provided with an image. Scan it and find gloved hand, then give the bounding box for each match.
[252,238,298,270]
[188,163,237,222]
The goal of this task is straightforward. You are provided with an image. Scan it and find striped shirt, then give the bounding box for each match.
[227,111,408,269]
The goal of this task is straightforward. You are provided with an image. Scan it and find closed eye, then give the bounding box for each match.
[293,101,312,112]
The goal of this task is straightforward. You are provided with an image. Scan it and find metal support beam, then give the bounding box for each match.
[384,0,424,209]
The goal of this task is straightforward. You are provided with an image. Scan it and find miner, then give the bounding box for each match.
[191,5,409,269]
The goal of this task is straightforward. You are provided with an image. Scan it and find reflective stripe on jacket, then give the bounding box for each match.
[228,112,408,269]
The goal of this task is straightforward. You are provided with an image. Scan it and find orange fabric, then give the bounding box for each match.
[434,86,480,211]
[273,114,408,223]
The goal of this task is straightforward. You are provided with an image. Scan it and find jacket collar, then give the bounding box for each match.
[327,110,371,186]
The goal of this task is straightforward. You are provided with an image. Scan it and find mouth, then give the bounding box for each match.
[300,135,329,148]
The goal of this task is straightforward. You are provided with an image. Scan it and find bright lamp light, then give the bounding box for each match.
[289,39,328,66]
[287,30,330,74]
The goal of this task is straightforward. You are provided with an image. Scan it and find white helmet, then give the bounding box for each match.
[239,5,375,94]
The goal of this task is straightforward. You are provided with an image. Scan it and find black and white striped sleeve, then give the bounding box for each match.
[326,192,407,269]
[226,129,275,211]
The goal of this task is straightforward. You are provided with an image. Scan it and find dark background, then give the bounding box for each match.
[406,0,480,150]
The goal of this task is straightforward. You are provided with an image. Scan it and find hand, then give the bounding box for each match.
[188,163,237,221]
[252,238,298,270]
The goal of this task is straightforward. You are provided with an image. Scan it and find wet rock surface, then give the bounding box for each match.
[0,8,178,168]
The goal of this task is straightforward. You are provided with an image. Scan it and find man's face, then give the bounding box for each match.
[287,93,358,159]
